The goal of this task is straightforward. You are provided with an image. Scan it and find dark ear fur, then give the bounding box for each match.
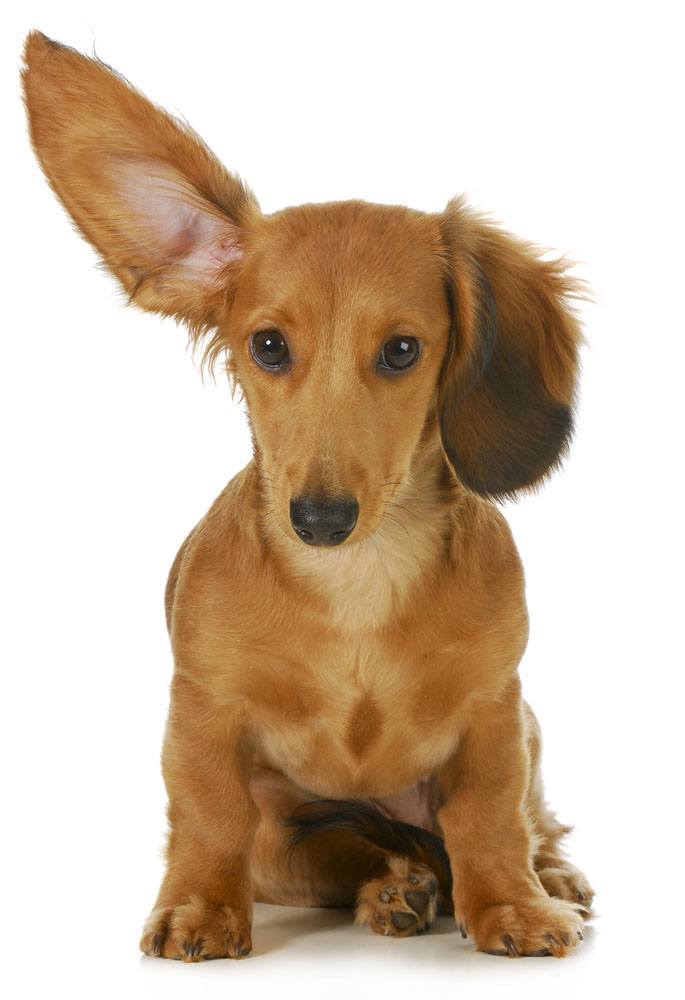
[438,198,582,500]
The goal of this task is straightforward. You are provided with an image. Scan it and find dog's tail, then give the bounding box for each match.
[284,798,453,907]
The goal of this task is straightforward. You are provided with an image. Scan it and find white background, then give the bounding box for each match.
[2,1,683,997]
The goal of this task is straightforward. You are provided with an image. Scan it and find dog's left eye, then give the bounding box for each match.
[251,330,290,371]
[377,336,420,373]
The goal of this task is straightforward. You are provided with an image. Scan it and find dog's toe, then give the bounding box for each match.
[140,896,252,961]
[537,863,595,916]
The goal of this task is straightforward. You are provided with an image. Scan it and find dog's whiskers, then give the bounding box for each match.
[380,504,413,542]
[385,500,423,525]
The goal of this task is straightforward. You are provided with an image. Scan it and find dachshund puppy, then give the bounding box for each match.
[23,31,593,961]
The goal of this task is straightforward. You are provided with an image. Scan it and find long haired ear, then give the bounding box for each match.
[22,32,259,344]
[438,197,583,500]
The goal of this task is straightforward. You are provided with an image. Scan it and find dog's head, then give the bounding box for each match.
[23,32,582,548]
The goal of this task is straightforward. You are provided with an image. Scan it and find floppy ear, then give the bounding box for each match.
[22,31,258,336]
[438,197,582,500]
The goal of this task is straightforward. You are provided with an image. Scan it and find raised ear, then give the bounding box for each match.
[22,32,259,335]
[438,197,582,500]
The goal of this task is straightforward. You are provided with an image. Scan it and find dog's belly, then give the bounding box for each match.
[370,778,444,829]
[250,765,443,832]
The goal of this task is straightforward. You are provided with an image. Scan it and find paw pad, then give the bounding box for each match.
[356,860,440,938]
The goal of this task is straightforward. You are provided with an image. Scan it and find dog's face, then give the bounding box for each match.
[229,203,450,545]
[23,32,582,548]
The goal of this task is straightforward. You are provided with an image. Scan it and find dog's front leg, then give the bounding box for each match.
[140,675,259,961]
[437,675,584,957]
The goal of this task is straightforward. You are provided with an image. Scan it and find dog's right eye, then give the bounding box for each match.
[250,330,291,371]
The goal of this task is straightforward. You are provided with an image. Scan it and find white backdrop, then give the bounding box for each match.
[1,2,683,998]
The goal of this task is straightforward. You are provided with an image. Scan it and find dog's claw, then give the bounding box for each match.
[183,938,204,959]
[502,933,519,957]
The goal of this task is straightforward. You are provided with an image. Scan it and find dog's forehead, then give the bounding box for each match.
[246,201,446,316]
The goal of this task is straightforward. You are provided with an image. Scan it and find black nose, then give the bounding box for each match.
[290,496,359,546]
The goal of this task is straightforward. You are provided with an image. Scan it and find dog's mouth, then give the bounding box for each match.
[289,496,359,547]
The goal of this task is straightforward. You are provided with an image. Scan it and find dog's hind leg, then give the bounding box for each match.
[249,770,451,937]
[524,703,595,915]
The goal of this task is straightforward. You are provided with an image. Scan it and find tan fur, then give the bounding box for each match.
[22,31,593,962]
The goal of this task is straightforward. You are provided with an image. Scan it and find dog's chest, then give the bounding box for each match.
[246,508,470,796]
[253,630,463,798]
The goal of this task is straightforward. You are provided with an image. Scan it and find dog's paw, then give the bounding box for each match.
[140,894,252,961]
[356,856,439,938]
[538,863,595,915]
[468,896,585,957]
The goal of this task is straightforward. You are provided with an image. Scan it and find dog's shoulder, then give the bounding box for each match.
[447,492,523,584]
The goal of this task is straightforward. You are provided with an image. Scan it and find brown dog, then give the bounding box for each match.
[23,31,593,961]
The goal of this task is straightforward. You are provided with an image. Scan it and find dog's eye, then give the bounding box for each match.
[251,330,290,371]
[378,336,420,373]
